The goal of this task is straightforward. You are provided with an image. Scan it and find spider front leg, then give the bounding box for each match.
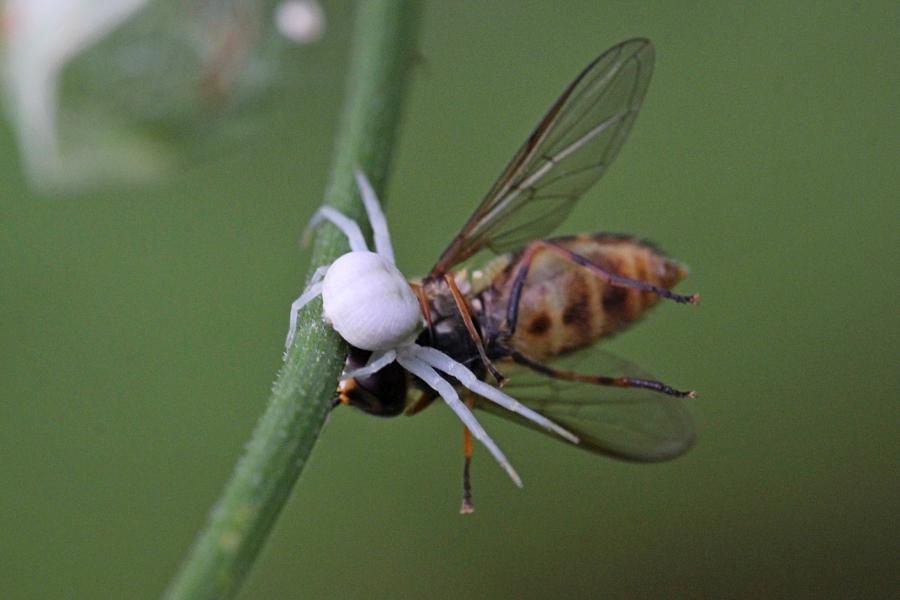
[340,348,397,380]
[288,206,368,351]
[303,169,397,265]
[395,348,523,488]
[411,345,578,444]
[354,170,396,265]
[303,206,369,252]
[284,264,329,351]
[395,343,581,488]
[303,170,398,265]
[286,170,396,350]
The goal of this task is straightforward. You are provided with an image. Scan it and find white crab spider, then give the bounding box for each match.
[285,170,579,487]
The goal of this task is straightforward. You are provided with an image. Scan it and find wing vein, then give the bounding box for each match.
[431,38,654,275]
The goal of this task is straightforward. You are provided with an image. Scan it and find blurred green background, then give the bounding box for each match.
[2,2,897,598]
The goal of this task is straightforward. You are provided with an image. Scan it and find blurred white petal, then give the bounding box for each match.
[1,1,325,194]
[2,0,149,189]
[275,0,325,44]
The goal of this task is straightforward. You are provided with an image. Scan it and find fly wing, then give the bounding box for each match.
[476,349,696,462]
[431,39,655,276]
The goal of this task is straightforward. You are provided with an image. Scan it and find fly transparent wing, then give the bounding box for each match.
[475,349,696,462]
[432,39,654,275]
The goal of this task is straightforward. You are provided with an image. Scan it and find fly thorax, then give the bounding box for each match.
[322,251,423,351]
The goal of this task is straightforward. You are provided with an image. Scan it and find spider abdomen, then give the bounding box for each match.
[321,251,423,351]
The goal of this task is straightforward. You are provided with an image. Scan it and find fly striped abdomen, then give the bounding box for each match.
[480,234,687,361]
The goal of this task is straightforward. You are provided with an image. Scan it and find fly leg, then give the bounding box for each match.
[460,393,476,514]
[400,378,478,513]
[510,349,696,398]
[505,240,699,338]
[404,389,437,416]
[411,283,436,347]
[444,273,507,385]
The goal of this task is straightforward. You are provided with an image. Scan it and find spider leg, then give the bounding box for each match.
[412,345,579,444]
[396,350,523,488]
[284,265,329,350]
[303,206,369,253]
[340,349,397,381]
[354,170,396,265]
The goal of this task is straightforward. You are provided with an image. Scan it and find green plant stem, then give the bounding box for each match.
[164,2,421,599]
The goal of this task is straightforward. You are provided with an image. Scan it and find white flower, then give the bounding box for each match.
[1,0,148,189]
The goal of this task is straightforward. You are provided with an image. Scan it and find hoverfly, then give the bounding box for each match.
[290,39,699,513]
